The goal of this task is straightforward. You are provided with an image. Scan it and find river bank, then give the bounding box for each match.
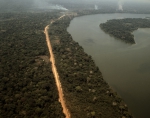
[67,13,150,118]
[48,13,133,118]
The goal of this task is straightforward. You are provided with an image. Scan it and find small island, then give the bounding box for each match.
[100,18,150,44]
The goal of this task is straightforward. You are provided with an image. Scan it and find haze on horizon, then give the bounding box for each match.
[0,0,150,12]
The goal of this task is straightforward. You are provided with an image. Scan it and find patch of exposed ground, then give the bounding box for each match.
[44,15,70,118]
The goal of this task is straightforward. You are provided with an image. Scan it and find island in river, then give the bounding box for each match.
[100,18,150,44]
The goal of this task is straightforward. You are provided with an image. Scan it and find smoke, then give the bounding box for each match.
[49,4,68,10]
[33,0,68,10]
[95,5,98,10]
[118,0,123,11]
[0,0,68,11]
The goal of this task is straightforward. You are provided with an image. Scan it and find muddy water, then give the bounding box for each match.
[67,13,150,118]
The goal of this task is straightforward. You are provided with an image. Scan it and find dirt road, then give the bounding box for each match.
[44,15,70,118]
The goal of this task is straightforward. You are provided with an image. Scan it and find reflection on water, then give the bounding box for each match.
[138,62,150,73]
[67,14,150,118]
[84,38,95,45]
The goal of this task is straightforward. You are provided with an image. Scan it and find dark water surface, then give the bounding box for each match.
[67,13,150,118]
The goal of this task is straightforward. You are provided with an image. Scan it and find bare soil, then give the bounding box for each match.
[44,15,70,118]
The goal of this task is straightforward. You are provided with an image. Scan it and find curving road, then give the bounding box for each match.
[44,15,70,118]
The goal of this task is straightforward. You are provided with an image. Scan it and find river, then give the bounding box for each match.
[67,13,150,118]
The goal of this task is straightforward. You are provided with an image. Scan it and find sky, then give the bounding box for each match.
[0,0,150,11]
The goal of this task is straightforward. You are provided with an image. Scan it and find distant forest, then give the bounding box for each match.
[100,18,150,44]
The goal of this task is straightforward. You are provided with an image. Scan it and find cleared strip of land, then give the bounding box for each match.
[44,15,70,118]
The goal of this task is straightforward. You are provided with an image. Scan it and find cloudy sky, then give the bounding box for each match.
[0,0,150,11]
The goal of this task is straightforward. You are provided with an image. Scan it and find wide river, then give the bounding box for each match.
[67,13,150,118]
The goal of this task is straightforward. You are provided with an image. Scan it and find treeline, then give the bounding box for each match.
[100,18,150,44]
[74,9,150,17]
[49,15,133,118]
[0,12,65,118]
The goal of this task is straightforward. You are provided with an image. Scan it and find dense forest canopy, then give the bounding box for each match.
[100,18,150,44]
[0,12,65,118]
[1,0,150,117]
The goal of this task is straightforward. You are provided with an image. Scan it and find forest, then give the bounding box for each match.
[100,18,150,44]
[0,12,65,118]
[49,14,133,118]
[0,10,135,118]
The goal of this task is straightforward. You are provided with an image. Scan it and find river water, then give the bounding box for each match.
[67,13,150,118]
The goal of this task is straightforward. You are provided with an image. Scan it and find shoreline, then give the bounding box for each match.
[49,13,134,118]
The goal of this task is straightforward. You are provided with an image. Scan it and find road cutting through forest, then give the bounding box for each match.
[44,15,70,118]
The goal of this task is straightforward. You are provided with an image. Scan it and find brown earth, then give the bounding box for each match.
[44,15,70,118]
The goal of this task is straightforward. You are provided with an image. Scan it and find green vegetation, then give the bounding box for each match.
[100,18,150,44]
[49,15,133,118]
[0,10,137,118]
[0,12,65,118]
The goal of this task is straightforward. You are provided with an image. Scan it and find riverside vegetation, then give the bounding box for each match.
[100,18,150,44]
[49,14,133,118]
[0,12,65,118]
